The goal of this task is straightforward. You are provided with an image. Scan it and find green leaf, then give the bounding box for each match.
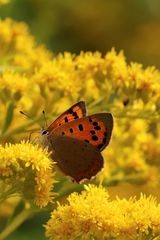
[1,101,14,135]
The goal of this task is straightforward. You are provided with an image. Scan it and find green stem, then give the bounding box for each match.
[0,209,32,240]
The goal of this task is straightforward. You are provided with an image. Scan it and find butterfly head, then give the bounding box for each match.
[40,128,49,136]
[40,128,53,151]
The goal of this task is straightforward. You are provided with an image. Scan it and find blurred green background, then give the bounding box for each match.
[0,0,160,67]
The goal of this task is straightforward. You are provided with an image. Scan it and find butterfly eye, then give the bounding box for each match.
[42,130,49,135]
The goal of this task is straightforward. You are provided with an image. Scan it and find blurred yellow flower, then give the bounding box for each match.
[45,184,160,240]
[0,18,51,70]
[0,0,9,5]
[101,118,160,186]
[0,12,160,240]
[0,71,29,94]
[0,141,56,207]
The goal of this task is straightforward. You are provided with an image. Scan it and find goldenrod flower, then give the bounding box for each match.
[45,185,160,240]
[0,71,29,95]
[0,18,51,70]
[0,141,55,207]
[101,118,160,186]
[32,53,82,100]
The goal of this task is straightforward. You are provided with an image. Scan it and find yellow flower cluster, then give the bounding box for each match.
[0,18,51,70]
[0,18,159,120]
[0,71,29,94]
[45,185,160,240]
[0,141,55,207]
[0,17,160,187]
[0,20,159,117]
[101,117,160,186]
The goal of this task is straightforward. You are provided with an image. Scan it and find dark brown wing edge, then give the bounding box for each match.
[100,113,113,152]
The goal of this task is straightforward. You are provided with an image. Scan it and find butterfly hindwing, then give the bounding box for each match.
[47,101,86,132]
[50,113,113,151]
[51,135,104,182]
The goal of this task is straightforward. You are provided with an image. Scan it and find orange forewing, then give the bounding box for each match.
[47,101,86,132]
[50,113,113,151]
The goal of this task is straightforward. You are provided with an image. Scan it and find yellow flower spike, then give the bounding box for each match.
[0,141,56,207]
[32,57,81,100]
[99,116,160,186]
[35,169,55,207]
[105,48,128,86]
[0,18,33,52]
[0,71,29,95]
[84,78,100,100]
[76,51,106,74]
[45,185,160,240]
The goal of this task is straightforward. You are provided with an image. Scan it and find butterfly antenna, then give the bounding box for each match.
[20,111,39,141]
[42,110,48,128]
[19,111,34,121]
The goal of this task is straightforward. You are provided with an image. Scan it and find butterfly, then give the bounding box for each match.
[41,101,113,183]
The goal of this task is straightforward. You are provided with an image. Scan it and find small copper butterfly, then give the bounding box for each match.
[40,101,113,183]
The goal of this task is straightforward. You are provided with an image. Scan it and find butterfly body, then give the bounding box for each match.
[41,101,113,183]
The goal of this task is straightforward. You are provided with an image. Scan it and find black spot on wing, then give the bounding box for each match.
[93,122,98,126]
[90,130,96,135]
[92,135,98,141]
[64,117,68,122]
[68,108,73,114]
[69,128,73,133]
[72,111,79,120]
[94,126,101,130]
[78,124,84,131]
